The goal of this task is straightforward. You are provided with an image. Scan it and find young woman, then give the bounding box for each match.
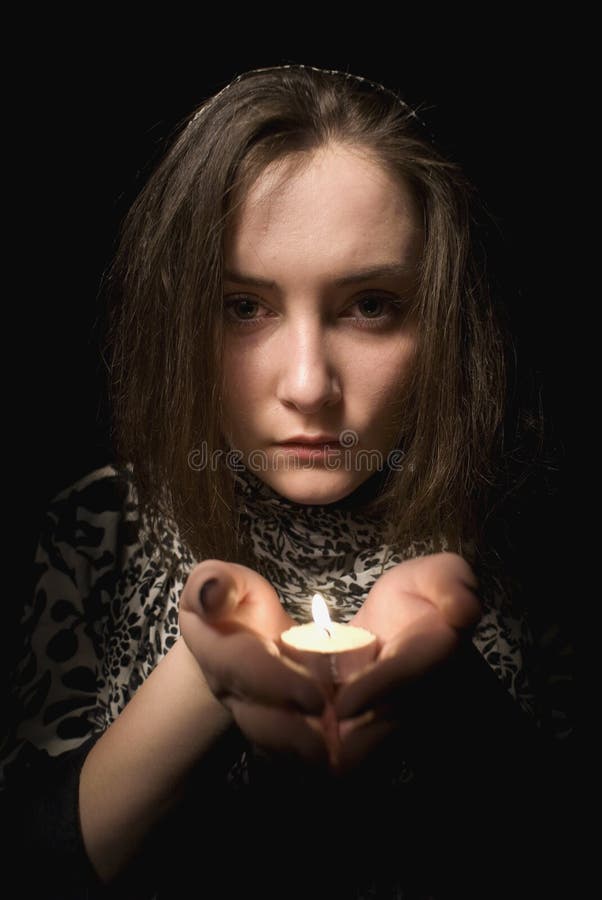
[2,65,572,899]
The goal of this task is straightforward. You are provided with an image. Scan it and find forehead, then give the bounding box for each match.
[225,144,421,266]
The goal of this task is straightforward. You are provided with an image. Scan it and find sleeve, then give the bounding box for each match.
[471,566,575,740]
[0,465,142,897]
[395,568,576,899]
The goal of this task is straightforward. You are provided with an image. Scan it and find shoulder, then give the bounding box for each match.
[47,463,136,511]
[39,462,196,579]
[31,463,143,610]
[39,464,139,550]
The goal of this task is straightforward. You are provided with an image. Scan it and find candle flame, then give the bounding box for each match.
[312,592,332,638]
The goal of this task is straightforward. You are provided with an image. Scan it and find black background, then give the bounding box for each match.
[3,28,576,892]
[11,37,568,663]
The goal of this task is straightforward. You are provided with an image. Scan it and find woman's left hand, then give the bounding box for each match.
[330,551,482,775]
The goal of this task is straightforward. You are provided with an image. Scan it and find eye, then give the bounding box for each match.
[355,296,388,318]
[223,295,271,327]
[343,294,408,328]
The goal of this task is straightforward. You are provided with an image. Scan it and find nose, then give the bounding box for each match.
[276,319,342,415]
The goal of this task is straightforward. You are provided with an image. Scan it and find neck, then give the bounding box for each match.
[233,464,390,515]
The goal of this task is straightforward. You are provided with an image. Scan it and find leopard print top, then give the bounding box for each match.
[0,463,573,897]
[2,461,570,773]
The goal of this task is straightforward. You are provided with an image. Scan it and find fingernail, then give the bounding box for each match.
[199,578,220,612]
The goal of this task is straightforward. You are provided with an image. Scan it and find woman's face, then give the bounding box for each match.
[221,142,423,505]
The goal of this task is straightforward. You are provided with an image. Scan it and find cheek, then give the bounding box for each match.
[223,342,251,392]
[222,345,268,420]
[354,337,416,408]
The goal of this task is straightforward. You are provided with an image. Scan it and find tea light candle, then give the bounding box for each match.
[280,592,377,687]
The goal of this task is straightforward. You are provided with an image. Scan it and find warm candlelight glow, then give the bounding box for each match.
[312,592,332,637]
[280,590,377,686]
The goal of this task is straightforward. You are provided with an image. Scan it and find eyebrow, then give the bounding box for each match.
[223,262,413,288]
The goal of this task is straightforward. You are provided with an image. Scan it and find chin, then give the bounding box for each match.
[261,469,370,506]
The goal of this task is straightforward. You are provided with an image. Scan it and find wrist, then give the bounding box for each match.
[174,635,234,729]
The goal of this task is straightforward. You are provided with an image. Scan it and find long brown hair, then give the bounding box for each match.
[100,64,542,579]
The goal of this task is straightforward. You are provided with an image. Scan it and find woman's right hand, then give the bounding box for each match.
[179,559,329,768]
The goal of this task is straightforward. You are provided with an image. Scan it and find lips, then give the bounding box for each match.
[277,434,339,445]
[275,441,342,460]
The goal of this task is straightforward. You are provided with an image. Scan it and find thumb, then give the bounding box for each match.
[199,576,238,620]
[181,560,240,624]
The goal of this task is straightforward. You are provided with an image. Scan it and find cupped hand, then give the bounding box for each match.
[179,559,329,767]
[331,552,483,774]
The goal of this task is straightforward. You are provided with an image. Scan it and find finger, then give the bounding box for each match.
[334,712,398,776]
[228,698,329,768]
[320,701,342,770]
[186,623,326,714]
[334,613,458,719]
[399,552,482,630]
[179,560,240,622]
[180,559,292,636]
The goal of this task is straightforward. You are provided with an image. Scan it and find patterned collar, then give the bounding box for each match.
[231,464,427,624]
